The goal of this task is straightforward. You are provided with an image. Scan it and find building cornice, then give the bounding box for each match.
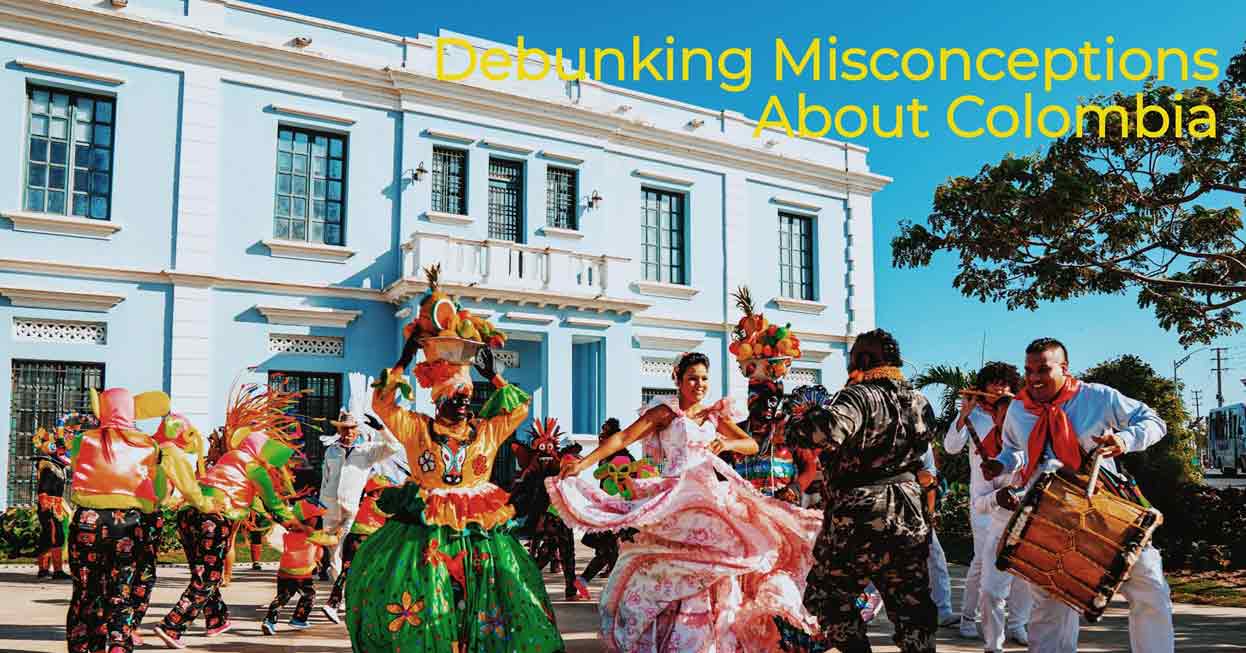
[0,286,125,312]
[383,278,652,314]
[256,305,361,328]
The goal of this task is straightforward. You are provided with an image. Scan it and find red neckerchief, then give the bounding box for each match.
[1019,377,1083,483]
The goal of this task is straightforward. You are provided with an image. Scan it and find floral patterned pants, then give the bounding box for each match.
[130,511,164,630]
[66,507,148,653]
[159,510,232,635]
[327,532,368,608]
[266,576,316,623]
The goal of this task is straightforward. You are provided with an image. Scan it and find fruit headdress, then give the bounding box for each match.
[404,265,508,401]
[728,286,802,381]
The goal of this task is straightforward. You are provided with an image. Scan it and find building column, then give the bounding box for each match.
[605,324,638,424]
[722,172,749,401]
[544,329,573,425]
[846,193,875,335]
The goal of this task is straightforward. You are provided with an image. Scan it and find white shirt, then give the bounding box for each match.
[945,407,996,509]
[320,435,402,512]
[998,381,1166,485]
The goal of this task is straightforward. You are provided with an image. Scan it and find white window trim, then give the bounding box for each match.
[633,280,700,300]
[481,140,534,155]
[3,209,122,239]
[423,129,475,144]
[539,150,584,165]
[633,331,704,352]
[798,345,833,362]
[425,210,474,226]
[0,286,125,312]
[634,169,694,186]
[268,104,356,126]
[539,225,583,240]
[262,238,356,263]
[15,59,126,85]
[504,311,555,324]
[772,296,828,315]
[771,196,822,213]
[564,316,611,329]
[256,305,361,328]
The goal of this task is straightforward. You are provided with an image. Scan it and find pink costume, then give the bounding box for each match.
[547,396,822,652]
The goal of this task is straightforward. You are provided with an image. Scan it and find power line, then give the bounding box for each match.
[1192,389,1203,420]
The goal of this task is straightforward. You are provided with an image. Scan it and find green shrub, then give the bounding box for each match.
[0,507,41,559]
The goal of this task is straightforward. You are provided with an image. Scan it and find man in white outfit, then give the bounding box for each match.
[318,408,402,579]
[984,338,1174,653]
[944,361,1031,643]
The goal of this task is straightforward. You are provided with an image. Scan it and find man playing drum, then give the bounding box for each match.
[983,337,1174,653]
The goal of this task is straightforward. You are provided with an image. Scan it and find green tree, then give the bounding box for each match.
[1080,355,1204,494]
[912,364,975,485]
[892,43,1246,346]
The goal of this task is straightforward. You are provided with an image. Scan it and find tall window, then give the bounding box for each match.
[546,166,577,230]
[274,127,346,246]
[778,212,815,300]
[431,146,467,215]
[25,86,115,220]
[8,360,104,505]
[269,371,341,490]
[641,187,686,284]
[488,157,524,241]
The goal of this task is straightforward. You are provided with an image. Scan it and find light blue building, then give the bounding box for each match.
[0,0,888,506]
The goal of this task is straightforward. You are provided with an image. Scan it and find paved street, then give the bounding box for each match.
[2,548,1245,652]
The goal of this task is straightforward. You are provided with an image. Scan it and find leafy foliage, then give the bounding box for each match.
[912,364,975,485]
[0,507,40,559]
[893,42,1246,346]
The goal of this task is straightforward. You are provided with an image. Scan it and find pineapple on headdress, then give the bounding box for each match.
[728,285,802,381]
[406,264,508,350]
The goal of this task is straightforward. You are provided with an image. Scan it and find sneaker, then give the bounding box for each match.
[288,619,311,630]
[261,619,277,636]
[859,592,883,624]
[251,562,263,571]
[938,611,959,627]
[573,576,591,601]
[204,620,232,637]
[151,625,186,650]
[36,569,49,579]
[958,617,980,640]
[1007,627,1029,645]
[321,605,341,624]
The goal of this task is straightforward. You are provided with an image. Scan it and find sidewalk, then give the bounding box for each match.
[1,556,1242,652]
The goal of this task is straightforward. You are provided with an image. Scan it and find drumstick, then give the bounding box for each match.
[1085,448,1104,499]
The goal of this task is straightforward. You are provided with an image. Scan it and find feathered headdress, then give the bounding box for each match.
[221,376,309,497]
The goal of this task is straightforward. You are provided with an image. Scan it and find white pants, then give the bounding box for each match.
[979,518,1034,651]
[928,530,952,616]
[319,501,356,579]
[960,512,992,621]
[1027,545,1173,653]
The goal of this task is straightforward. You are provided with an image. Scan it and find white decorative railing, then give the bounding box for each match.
[403,231,628,297]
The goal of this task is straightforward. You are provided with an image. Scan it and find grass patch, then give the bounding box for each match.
[1168,571,1246,608]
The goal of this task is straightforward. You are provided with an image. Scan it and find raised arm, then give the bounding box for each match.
[158,443,213,512]
[371,367,420,447]
[715,419,761,457]
[787,388,865,451]
[563,407,672,477]
[1107,387,1167,453]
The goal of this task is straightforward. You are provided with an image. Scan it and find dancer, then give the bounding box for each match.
[244,502,275,571]
[31,422,72,580]
[574,418,656,597]
[944,361,1030,641]
[512,419,584,599]
[785,329,938,653]
[152,384,308,649]
[551,351,822,652]
[65,388,211,653]
[319,372,401,579]
[345,264,562,653]
[322,473,394,624]
[261,499,341,634]
[984,337,1174,653]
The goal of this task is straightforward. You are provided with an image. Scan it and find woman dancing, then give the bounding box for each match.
[549,352,822,652]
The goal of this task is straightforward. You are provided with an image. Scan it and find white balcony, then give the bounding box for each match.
[385,231,651,314]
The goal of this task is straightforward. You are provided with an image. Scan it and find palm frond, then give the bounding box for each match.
[912,364,974,429]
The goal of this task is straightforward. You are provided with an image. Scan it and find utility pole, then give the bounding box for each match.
[1192,389,1203,420]
[1211,347,1230,408]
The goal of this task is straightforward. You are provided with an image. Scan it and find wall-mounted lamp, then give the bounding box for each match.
[616,105,633,114]
[406,161,428,183]
[764,139,779,148]
[588,189,603,209]
[111,0,129,7]
[687,118,705,129]
[291,36,313,48]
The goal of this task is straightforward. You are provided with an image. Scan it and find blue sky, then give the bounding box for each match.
[248,0,1246,411]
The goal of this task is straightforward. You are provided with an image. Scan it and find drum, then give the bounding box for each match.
[995,468,1162,622]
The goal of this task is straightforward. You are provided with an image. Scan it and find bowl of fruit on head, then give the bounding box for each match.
[409,264,508,364]
[728,285,801,382]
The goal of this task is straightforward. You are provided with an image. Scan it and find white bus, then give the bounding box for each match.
[1208,403,1246,476]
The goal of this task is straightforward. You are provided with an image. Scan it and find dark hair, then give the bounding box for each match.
[1025,338,1068,363]
[851,328,903,370]
[601,418,621,434]
[975,361,1021,393]
[673,352,711,382]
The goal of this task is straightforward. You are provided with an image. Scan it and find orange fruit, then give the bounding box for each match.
[431,299,457,331]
